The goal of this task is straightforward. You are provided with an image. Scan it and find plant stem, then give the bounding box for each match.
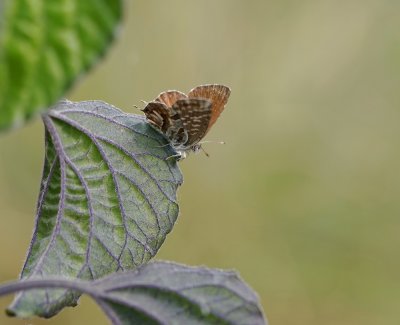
[0,278,99,298]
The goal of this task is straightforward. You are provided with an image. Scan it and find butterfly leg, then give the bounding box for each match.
[155,142,172,148]
[165,151,186,161]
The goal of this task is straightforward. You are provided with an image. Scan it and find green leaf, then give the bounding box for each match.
[0,0,123,131]
[94,261,267,325]
[7,100,183,318]
[3,262,267,324]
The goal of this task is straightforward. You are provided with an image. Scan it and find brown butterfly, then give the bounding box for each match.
[142,84,231,159]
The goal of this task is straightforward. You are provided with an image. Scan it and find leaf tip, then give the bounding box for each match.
[5,308,16,317]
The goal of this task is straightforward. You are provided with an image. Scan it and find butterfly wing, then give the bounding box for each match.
[171,98,213,148]
[188,84,231,133]
[156,90,187,108]
[142,101,172,133]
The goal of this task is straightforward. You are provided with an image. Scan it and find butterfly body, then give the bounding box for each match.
[143,84,231,160]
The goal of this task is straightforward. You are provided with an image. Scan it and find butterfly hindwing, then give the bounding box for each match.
[171,98,213,147]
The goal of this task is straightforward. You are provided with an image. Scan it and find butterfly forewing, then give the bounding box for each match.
[156,90,187,108]
[172,98,213,147]
[142,101,173,133]
[188,84,231,132]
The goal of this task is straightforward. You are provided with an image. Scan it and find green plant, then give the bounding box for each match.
[0,1,266,324]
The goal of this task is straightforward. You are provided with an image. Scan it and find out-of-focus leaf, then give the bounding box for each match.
[7,100,183,318]
[0,0,123,131]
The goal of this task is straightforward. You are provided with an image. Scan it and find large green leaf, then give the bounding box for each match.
[0,0,123,131]
[3,262,267,324]
[94,261,267,325]
[7,100,183,318]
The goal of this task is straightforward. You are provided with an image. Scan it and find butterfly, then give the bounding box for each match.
[142,84,231,160]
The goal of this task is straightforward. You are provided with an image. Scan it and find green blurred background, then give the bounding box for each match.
[1,1,400,324]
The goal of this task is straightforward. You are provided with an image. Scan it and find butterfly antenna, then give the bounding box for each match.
[133,100,149,111]
[201,146,210,157]
[198,140,225,145]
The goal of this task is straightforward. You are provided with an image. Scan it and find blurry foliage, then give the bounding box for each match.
[0,0,122,131]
